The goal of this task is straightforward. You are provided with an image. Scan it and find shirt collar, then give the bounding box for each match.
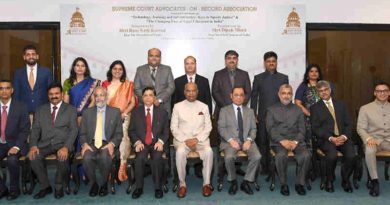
[0,99,11,108]
[374,99,389,106]
[51,101,63,109]
[145,105,154,112]
[323,97,333,105]
[233,103,242,110]
[97,105,106,112]
[26,63,38,71]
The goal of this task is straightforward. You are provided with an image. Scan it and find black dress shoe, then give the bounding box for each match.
[155,189,163,199]
[369,179,379,197]
[33,187,53,199]
[99,183,108,197]
[0,189,9,199]
[228,180,238,195]
[240,181,253,195]
[6,191,20,200]
[295,184,306,196]
[132,188,143,199]
[280,184,290,196]
[89,183,99,197]
[54,188,64,199]
[341,180,353,193]
[325,181,334,193]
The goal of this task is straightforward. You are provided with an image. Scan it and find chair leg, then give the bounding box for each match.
[385,161,389,181]
[126,162,134,194]
[217,157,225,191]
[366,167,372,189]
[269,157,275,191]
[21,160,27,194]
[110,160,118,194]
[72,163,80,195]
[162,158,169,193]
[319,157,326,190]
[353,156,361,189]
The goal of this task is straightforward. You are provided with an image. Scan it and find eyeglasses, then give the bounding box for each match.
[375,90,389,94]
[317,87,330,93]
[233,94,245,98]
[0,87,12,91]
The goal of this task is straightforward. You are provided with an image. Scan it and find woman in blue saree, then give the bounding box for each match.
[63,57,100,186]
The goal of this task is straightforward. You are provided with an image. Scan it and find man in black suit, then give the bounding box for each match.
[80,87,123,197]
[311,80,356,193]
[172,56,212,115]
[0,80,30,200]
[212,50,251,119]
[250,51,289,174]
[28,83,78,199]
[129,87,169,199]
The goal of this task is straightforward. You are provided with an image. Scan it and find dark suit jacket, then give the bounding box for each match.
[30,102,78,151]
[172,74,212,115]
[250,70,289,119]
[0,99,30,152]
[310,99,352,145]
[212,68,251,118]
[79,106,123,148]
[128,105,169,146]
[13,66,53,113]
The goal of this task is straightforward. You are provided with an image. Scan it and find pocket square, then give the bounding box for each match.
[198,112,204,115]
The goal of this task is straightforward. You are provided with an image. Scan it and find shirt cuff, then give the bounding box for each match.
[341,135,348,140]
[328,136,333,142]
[246,138,253,142]
[158,99,163,104]
[293,140,298,145]
[227,138,234,142]
[158,139,164,145]
[133,140,142,147]
[109,142,116,147]
[12,146,20,151]
[366,137,373,143]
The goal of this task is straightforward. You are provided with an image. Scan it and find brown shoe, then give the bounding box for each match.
[177,186,186,198]
[202,185,212,197]
[118,163,128,182]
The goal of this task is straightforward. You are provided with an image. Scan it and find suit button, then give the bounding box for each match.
[32,100,34,102]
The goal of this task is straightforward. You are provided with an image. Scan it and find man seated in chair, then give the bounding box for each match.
[311,80,356,193]
[266,84,311,196]
[0,79,30,200]
[357,81,390,197]
[171,82,213,198]
[218,86,261,195]
[29,83,78,199]
[129,86,169,199]
[80,86,122,197]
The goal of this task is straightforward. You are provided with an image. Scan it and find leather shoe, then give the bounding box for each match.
[325,181,334,193]
[155,189,163,199]
[99,183,108,197]
[341,180,353,193]
[177,186,186,198]
[295,184,306,196]
[0,189,9,199]
[54,188,64,199]
[6,191,19,200]
[132,188,143,199]
[89,183,99,197]
[369,179,379,197]
[228,180,238,195]
[33,187,53,199]
[202,184,212,197]
[280,184,290,196]
[240,181,253,195]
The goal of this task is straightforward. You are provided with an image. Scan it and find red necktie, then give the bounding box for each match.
[145,108,152,145]
[1,106,7,142]
[51,106,58,125]
[189,77,193,83]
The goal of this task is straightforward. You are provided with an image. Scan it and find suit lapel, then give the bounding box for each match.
[140,106,147,135]
[4,101,15,132]
[229,105,238,129]
[54,103,66,125]
[223,69,233,89]
[144,65,153,86]
[104,107,110,139]
[333,100,342,130]
[152,106,158,135]
[91,107,97,137]
[21,67,31,91]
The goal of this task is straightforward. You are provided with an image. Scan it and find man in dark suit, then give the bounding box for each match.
[134,48,175,116]
[80,87,123,197]
[250,51,289,174]
[129,87,169,199]
[28,83,78,199]
[0,80,30,200]
[172,56,212,115]
[311,80,356,193]
[212,50,251,119]
[13,45,53,117]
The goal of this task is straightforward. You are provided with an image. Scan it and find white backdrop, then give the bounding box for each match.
[60,2,306,92]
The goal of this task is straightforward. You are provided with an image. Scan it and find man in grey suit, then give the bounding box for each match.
[28,82,78,199]
[134,48,175,116]
[266,84,311,196]
[251,51,289,174]
[218,86,261,195]
[80,87,122,197]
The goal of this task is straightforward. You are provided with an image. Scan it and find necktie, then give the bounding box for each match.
[151,68,156,85]
[229,70,235,88]
[237,107,244,142]
[145,108,152,145]
[51,106,58,125]
[325,101,340,135]
[189,76,193,83]
[94,109,103,149]
[1,106,7,143]
[29,68,35,90]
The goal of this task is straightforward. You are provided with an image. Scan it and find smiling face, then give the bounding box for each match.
[184,57,196,75]
[317,86,331,101]
[225,54,238,70]
[74,60,86,76]
[142,89,156,107]
[48,87,63,105]
[308,66,320,81]
[184,83,198,102]
[111,63,124,80]
[278,86,293,105]
[0,82,13,103]
[94,87,107,108]
[231,87,245,106]
[148,48,161,67]
[23,49,39,66]
[264,56,277,72]
[374,84,390,103]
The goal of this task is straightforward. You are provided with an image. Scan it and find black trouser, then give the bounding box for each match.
[134,144,164,190]
[255,119,270,174]
[0,144,21,192]
[320,140,356,182]
[82,142,113,186]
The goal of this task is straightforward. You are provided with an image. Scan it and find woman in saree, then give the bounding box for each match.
[63,57,100,182]
[102,60,136,182]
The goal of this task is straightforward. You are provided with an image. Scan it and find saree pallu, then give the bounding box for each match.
[69,77,100,116]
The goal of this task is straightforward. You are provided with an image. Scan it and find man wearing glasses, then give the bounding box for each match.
[357,81,390,197]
